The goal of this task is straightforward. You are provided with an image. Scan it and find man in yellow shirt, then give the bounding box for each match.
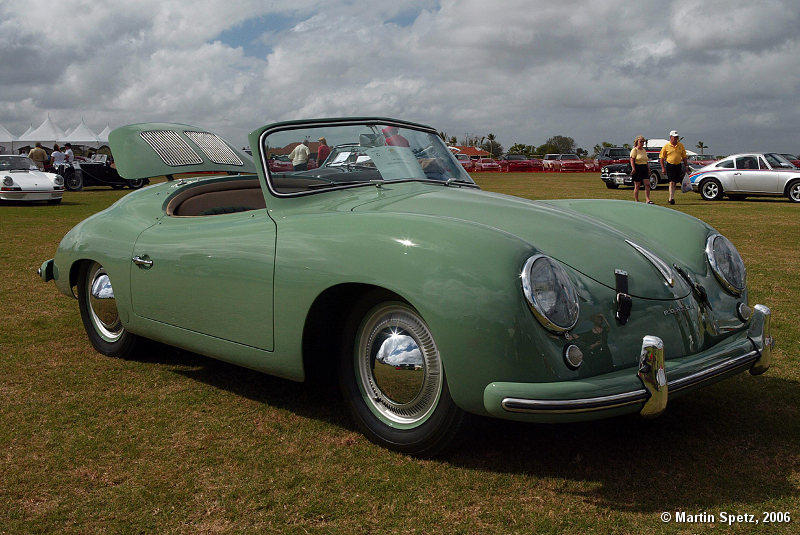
[659,130,688,205]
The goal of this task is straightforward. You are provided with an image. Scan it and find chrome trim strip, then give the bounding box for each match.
[502,389,648,414]
[626,240,675,287]
[669,349,759,392]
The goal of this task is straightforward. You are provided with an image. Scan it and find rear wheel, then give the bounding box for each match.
[786,180,800,203]
[78,261,138,358]
[128,179,145,189]
[700,178,723,200]
[339,295,464,456]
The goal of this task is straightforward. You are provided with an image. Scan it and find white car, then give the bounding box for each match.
[689,152,800,202]
[0,155,64,204]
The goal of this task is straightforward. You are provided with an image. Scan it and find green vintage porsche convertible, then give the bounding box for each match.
[40,118,774,456]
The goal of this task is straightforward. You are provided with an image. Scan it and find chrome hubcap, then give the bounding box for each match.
[356,304,442,425]
[703,182,718,198]
[87,264,123,342]
[790,184,800,201]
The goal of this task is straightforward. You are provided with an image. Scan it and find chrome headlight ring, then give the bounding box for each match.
[54,174,65,186]
[706,234,746,296]
[2,175,13,187]
[521,255,580,333]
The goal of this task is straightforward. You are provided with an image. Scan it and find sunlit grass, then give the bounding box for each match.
[1,176,798,534]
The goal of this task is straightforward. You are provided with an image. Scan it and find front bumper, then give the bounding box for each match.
[600,171,632,186]
[483,304,773,422]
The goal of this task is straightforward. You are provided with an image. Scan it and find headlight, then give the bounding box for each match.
[2,176,13,186]
[521,255,579,333]
[706,234,746,295]
[602,167,608,173]
[54,175,64,186]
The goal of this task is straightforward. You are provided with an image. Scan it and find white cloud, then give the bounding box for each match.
[1,0,799,154]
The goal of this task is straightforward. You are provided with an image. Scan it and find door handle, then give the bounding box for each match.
[132,255,153,269]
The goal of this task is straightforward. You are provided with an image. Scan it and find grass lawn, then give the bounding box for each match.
[1,173,798,534]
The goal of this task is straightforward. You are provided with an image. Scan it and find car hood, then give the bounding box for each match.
[352,187,694,300]
[5,169,58,187]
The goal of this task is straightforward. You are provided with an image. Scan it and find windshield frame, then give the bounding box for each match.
[257,118,477,198]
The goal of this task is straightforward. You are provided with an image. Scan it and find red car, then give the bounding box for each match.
[268,154,318,172]
[473,158,501,172]
[687,154,719,168]
[498,153,543,172]
[779,154,800,168]
[545,154,584,172]
[454,153,475,172]
[594,147,630,169]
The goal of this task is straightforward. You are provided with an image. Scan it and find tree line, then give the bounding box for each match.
[439,131,712,158]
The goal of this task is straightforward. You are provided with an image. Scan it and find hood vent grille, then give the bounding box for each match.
[140,131,203,166]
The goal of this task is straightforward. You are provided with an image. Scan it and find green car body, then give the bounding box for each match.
[40,118,773,455]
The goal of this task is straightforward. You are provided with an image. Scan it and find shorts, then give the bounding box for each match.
[665,162,684,183]
[632,163,649,183]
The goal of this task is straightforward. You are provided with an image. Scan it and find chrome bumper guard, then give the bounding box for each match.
[501,304,773,417]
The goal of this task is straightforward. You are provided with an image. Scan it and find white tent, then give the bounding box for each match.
[19,123,33,138]
[17,115,67,150]
[646,138,697,156]
[97,124,112,144]
[63,118,100,148]
[0,124,16,154]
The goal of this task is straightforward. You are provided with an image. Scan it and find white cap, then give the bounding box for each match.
[669,130,679,137]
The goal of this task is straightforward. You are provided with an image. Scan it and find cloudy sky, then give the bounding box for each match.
[1,0,799,156]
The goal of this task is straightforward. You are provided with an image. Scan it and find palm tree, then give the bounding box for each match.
[696,141,707,155]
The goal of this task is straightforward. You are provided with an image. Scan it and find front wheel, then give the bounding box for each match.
[700,178,723,200]
[78,261,138,358]
[339,297,464,456]
[128,179,145,189]
[604,182,619,189]
[786,180,800,203]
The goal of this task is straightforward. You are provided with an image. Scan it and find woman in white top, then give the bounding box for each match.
[630,135,652,204]
[50,143,66,166]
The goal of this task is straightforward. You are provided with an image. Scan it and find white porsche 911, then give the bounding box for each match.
[0,155,64,204]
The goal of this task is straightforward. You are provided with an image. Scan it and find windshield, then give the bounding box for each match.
[764,153,797,169]
[0,156,38,171]
[262,122,475,195]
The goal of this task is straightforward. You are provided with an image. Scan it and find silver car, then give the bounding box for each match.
[690,152,800,202]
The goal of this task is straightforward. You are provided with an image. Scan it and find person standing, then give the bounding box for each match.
[28,142,48,171]
[50,144,66,166]
[659,130,688,205]
[630,135,652,204]
[64,143,75,163]
[316,137,331,166]
[289,140,310,171]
